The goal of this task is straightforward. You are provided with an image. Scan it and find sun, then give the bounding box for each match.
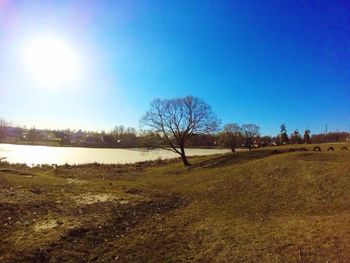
[23,36,80,87]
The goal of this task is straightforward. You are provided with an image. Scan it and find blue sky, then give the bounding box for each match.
[0,0,349,135]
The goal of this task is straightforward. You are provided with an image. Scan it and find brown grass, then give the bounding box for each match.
[0,143,350,262]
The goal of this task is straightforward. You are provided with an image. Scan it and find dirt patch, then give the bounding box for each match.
[72,193,127,205]
[12,195,188,262]
[34,220,58,231]
[66,178,87,185]
[33,218,78,233]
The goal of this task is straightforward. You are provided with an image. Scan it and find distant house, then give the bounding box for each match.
[5,127,26,140]
[346,136,350,143]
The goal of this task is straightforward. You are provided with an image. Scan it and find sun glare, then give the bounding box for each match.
[23,36,80,87]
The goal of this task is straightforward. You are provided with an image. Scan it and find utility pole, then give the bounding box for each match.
[325,124,328,143]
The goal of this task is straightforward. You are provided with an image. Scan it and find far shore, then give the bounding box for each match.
[0,140,227,150]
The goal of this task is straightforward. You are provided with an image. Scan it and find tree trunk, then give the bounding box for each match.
[180,154,190,166]
[180,147,190,166]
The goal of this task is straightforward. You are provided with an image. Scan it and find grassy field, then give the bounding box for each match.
[0,143,350,262]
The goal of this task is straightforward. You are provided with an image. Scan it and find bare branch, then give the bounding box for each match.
[140,96,220,166]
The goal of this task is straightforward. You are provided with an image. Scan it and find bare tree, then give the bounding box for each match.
[222,123,241,153]
[303,129,311,144]
[141,96,220,166]
[291,129,302,144]
[0,118,8,142]
[28,126,37,144]
[241,124,260,151]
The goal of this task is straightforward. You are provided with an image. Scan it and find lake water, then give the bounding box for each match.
[0,143,230,165]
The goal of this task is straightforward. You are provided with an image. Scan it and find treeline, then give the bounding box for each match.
[0,118,349,149]
[272,124,350,145]
[0,123,220,148]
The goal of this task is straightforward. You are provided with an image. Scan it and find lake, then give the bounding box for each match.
[0,143,230,165]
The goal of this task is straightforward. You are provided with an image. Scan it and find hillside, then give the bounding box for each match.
[1,144,350,262]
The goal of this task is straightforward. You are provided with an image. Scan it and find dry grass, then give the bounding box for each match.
[0,143,350,262]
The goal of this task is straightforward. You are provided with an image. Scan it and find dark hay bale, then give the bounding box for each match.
[313,146,321,151]
[272,150,280,154]
[288,148,296,152]
[327,147,334,151]
[341,146,348,150]
[299,148,308,151]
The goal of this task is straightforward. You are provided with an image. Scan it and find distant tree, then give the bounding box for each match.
[187,134,217,147]
[28,127,37,144]
[139,131,162,148]
[273,135,280,145]
[102,134,115,146]
[241,124,260,151]
[54,131,70,145]
[260,135,272,147]
[280,123,289,144]
[85,134,102,146]
[0,118,7,142]
[326,132,350,143]
[291,129,302,144]
[141,96,220,166]
[112,125,125,144]
[303,129,311,144]
[124,127,138,147]
[221,123,241,152]
[112,126,138,147]
[311,133,325,143]
[309,131,350,143]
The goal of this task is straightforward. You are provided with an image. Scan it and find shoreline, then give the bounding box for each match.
[0,141,227,150]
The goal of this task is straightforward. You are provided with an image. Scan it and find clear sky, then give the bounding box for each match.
[1,0,349,135]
